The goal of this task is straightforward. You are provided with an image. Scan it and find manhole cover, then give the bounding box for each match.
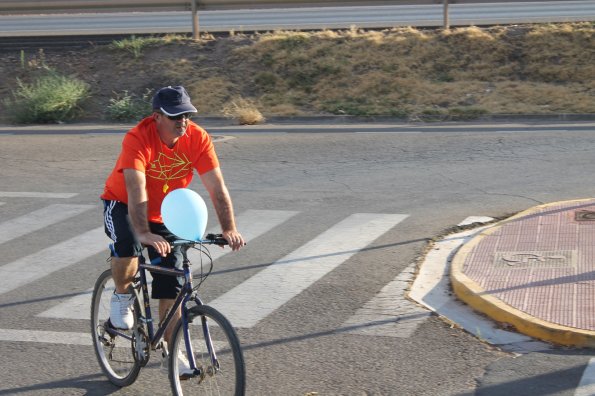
[493,250,576,268]
[575,210,595,221]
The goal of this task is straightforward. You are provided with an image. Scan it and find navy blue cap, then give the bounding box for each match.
[152,86,198,116]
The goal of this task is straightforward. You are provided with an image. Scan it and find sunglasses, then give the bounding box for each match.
[162,112,193,121]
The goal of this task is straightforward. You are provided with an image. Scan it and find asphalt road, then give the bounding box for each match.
[1,121,595,395]
[0,1,594,37]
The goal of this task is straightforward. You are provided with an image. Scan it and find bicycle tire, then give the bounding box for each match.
[90,268,142,387]
[169,304,246,395]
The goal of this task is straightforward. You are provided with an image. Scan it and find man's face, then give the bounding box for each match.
[155,112,192,138]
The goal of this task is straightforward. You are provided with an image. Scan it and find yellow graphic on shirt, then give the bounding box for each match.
[147,152,192,193]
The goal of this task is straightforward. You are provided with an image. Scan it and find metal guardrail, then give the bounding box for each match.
[0,0,446,37]
[0,0,442,13]
[0,0,567,36]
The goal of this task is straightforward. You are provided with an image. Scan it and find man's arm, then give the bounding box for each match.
[123,168,171,256]
[199,167,245,251]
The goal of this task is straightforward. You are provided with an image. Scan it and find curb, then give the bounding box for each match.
[2,114,595,129]
[450,199,595,348]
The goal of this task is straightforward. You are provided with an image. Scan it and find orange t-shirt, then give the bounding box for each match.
[101,116,219,223]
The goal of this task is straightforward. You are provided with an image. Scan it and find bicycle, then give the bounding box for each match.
[90,233,246,395]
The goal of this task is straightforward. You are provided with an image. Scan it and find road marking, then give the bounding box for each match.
[0,204,94,245]
[0,227,108,296]
[576,358,595,396]
[209,213,408,328]
[0,328,231,351]
[0,328,91,346]
[408,216,548,353]
[38,209,299,320]
[340,263,430,338]
[342,214,497,339]
[187,209,299,263]
[0,192,78,198]
[458,216,494,226]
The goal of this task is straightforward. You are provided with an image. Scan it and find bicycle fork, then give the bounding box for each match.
[184,298,220,379]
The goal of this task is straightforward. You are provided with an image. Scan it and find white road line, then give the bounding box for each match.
[458,216,495,226]
[210,213,408,328]
[0,204,94,245]
[0,328,231,350]
[576,358,595,396]
[187,209,299,263]
[341,217,495,339]
[341,263,430,337]
[38,209,299,320]
[0,227,108,296]
[0,328,91,345]
[0,192,78,198]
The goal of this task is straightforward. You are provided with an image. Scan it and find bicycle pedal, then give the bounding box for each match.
[179,369,201,381]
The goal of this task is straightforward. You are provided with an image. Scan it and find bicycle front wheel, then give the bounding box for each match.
[90,268,142,387]
[169,304,246,395]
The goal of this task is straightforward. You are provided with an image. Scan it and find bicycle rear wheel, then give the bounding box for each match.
[90,268,142,387]
[169,304,246,395]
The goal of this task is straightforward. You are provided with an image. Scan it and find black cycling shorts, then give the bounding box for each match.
[102,199,183,299]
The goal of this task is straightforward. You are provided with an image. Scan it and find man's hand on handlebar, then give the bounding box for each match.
[137,232,171,257]
[222,230,246,251]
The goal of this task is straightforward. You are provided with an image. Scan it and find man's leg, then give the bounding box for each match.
[103,200,142,330]
[111,256,138,294]
[109,256,139,329]
[159,299,181,344]
[150,222,191,374]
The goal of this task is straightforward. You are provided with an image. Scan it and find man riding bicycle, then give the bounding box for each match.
[100,85,245,370]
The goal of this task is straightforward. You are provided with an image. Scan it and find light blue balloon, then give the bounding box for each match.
[161,188,208,241]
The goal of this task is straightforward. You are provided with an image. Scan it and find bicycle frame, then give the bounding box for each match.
[105,245,219,374]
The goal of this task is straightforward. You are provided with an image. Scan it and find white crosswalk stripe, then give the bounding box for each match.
[341,263,431,338]
[0,204,94,245]
[209,213,408,328]
[0,199,428,345]
[0,192,78,199]
[576,358,595,396]
[38,209,299,320]
[341,215,498,338]
[0,328,91,346]
[0,227,108,296]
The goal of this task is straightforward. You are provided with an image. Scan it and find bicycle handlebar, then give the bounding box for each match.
[171,233,228,247]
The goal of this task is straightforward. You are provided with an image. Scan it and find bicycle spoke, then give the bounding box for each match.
[169,305,245,395]
[91,269,142,387]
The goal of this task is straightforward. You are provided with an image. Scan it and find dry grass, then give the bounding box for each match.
[230,23,594,118]
[222,97,265,125]
[1,22,593,122]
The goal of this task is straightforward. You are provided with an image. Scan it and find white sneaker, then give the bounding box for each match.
[109,293,134,330]
[162,345,195,378]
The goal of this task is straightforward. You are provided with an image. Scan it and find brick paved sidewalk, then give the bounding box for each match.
[451,199,595,347]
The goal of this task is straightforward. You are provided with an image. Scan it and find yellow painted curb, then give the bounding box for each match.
[451,199,595,348]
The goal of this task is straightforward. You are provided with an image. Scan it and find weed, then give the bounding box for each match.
[222,97,265,125]
[110,35,162,58]
[278,34,309,50]
[5,69,89,124]
[106,90,152,121]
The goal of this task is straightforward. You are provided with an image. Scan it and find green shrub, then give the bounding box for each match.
[6,70,89,124]
[106,90,151,121]
[110,35,162,58]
